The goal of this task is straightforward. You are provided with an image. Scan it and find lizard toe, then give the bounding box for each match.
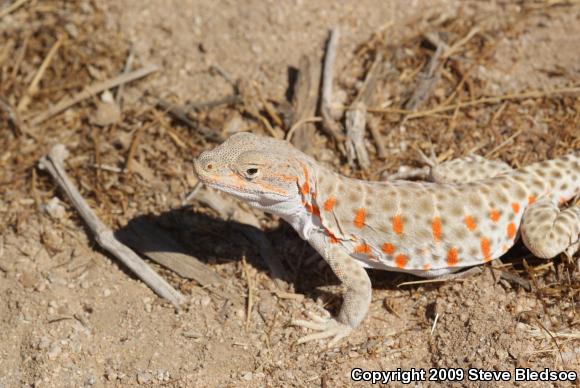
[292,316,352,347]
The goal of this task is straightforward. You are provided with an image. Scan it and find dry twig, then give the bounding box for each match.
[39,144,185,307]
[29,64,159,126]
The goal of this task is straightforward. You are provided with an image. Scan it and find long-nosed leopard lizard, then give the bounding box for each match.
[194,132,580,346]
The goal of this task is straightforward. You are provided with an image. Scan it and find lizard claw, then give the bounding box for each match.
[292,313,352,347]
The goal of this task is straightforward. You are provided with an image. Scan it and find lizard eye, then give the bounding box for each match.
[242,167,260,180]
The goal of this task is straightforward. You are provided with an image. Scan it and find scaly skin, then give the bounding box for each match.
[194,132,580,346]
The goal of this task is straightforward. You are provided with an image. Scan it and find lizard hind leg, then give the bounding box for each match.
[292,245,372,347]
[430,155,513,184]
[521,197,580,259]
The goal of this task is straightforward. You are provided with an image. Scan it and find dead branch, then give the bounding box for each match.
[39,144,185,307]
[320,28,345,143]
[345,52,384,170]
[345,102,369,170]
[404,41,444,111]
[116,218,239,300]
[288,55,321,153]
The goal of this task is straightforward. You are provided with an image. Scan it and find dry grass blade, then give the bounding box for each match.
[0,0,29,19]
[370,86,580,118]
[29,64,159,126]
[17,35,64,112]
[241,255,254,330]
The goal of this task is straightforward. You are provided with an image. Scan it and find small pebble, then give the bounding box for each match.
[43,197,66,219]
[137,371,152,384]
[106,371,118,381]
[200,295,211,307]
[47,345,61,360]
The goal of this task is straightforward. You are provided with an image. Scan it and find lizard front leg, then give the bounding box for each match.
[292,244,372,347]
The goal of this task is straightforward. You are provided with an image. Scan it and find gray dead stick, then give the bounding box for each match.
[117,219,241,302]
[288,55,321,154]
[404,43,444,111]
[116,219,223,284]
[39,144,185,307]
[345,52,384,170]
[320,28,345,144]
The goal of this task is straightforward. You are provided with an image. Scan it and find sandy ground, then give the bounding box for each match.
[0,0,579,387]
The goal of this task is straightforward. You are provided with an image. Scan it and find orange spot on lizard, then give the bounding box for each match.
[300,164,310,195]
[382,243,395,255]
[304,202,320,217]
[446,247,458,266]
[324,197,336,212]
[480,237,491,262]
[528,195,536,205]
[325,229,338,244]
[489,210,501,223]
[422,264,431,271]
[354,208,366,229]
[511,203,520,214]
[392,214,404,235]
[394,254,408,268]
[507,222,516,239]
[431,217,442,241]
[464,215,477,231]
[354,243,371,255]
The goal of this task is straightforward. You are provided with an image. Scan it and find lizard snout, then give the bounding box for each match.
[193,152,216,177]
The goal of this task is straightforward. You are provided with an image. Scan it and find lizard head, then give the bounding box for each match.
[194,132,307,211]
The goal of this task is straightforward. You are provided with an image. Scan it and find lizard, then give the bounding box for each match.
[193,132,580,346]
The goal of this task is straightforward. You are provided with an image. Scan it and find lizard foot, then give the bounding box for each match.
[292,311,352,347]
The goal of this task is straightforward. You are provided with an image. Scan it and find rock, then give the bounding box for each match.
[19,271,40,289]
[47,345,61,360]
[137,371,152,384]
[43,197,66,219]
[90,91,121,126]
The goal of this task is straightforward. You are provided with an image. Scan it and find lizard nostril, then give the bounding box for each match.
[206,163,213,170]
